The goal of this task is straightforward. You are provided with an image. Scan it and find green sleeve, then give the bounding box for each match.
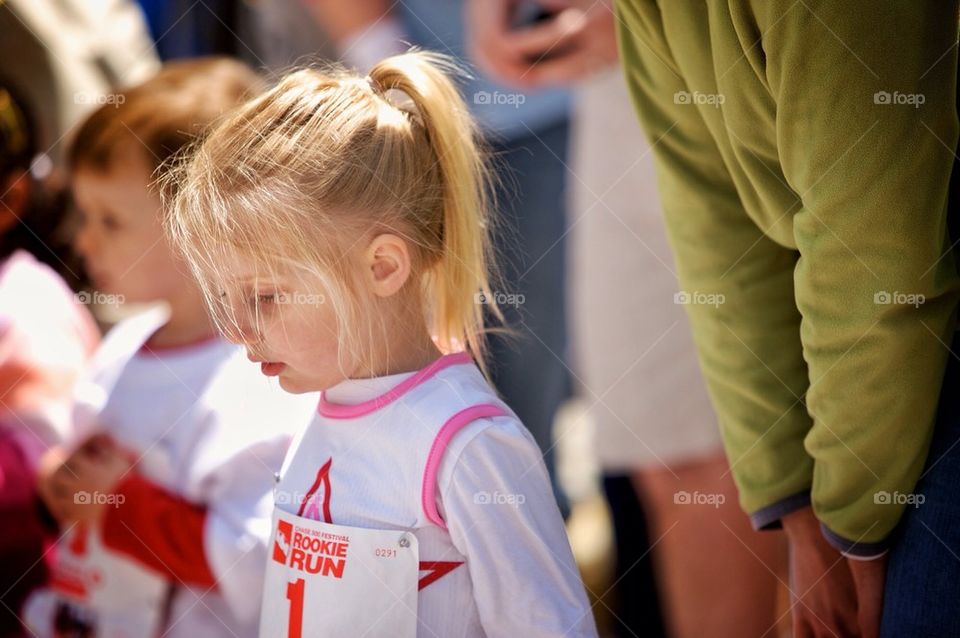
[616,0,960,555]
[615,0,815,523]
[767,1,959,552]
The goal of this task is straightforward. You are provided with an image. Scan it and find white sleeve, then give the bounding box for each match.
[201,436,290,624]
[194,362,317,623]
[68,306,170,448]
[437,417,598,638]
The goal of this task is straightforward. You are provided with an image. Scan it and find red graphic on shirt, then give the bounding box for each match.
[291,459,463,588]
[68,522,89,555]
[51,523,96,599]
[418,561,464,590]
[298,458,333,523]
[273,520,293,564]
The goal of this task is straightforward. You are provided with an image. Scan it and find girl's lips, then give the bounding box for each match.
[261,361,285,376]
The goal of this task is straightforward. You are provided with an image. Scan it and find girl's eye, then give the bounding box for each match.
[256,292,287,306]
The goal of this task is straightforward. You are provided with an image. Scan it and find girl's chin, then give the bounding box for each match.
[276,372,314,394]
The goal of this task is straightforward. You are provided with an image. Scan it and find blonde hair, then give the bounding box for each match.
[165,51,502,375]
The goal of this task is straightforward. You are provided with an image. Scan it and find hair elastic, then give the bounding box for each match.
[365,75,382,96]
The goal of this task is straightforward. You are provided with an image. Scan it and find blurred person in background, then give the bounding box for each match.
[0,0,158,170]
[468,2,788,636]
[25,58,317,638]
[569,68,786,638]
[0,4,155,634]
[0,81,100,638]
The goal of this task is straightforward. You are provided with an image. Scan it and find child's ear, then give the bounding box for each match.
[364,233,412,297]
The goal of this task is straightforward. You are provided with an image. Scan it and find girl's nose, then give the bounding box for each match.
[221,314,260,346]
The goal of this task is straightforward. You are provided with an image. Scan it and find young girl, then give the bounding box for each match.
[166,51,598,637]
[26,58,318,638]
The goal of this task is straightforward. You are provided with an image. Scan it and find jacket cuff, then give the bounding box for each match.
[819,523,890,560]
[749,490,811,530]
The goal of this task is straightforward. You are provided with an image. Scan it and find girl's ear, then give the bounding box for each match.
[364,233,412,297]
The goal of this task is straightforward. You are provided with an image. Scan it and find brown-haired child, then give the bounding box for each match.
[26,58,318,638]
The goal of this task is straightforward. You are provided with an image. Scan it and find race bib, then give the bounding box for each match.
[259,507,419,638]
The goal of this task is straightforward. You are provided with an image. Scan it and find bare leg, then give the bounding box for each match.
[634,452,788,638]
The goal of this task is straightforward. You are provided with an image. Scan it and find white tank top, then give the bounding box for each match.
[271,352,598,637]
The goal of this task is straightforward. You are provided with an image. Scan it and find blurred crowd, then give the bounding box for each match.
[0,1,793,637]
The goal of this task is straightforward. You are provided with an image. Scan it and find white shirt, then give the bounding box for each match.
[273,352,598,637]
[26,307,318,638]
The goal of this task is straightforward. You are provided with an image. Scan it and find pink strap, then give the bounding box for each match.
[318,352,474,419]
[421,403,507,529]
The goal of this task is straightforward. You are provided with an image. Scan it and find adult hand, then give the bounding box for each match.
[466,0,619,89]
[782,506,859,637]
[782,506,888,637]
[848,553,887,638]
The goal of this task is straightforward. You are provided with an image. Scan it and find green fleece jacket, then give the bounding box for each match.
[615,0,960,556]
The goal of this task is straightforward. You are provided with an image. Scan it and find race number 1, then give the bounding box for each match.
[286,579,305,638]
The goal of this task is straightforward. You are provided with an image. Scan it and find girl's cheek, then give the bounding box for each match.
[261,323,286,351]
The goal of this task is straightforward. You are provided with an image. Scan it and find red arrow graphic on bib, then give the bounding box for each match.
[298,458,333,523]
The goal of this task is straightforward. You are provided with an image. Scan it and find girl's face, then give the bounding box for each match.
[72,147,191,303]
[217,255,349,394]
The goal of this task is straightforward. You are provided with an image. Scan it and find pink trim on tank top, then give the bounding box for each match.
[421,403,507,528]
[317,351,474,419]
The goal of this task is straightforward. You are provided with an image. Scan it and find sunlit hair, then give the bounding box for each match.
[164,51,503,377]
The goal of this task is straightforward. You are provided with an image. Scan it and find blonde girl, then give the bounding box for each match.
[167,51,597,637]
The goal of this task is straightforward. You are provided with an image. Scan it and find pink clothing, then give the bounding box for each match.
[0,250,98,638]
[0,250,99,464]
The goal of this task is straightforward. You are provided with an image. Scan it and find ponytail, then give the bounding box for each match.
[367,52,501,372]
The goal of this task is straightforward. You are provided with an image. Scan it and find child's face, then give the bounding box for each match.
[72,146,190,303]
[217,254,347,394]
